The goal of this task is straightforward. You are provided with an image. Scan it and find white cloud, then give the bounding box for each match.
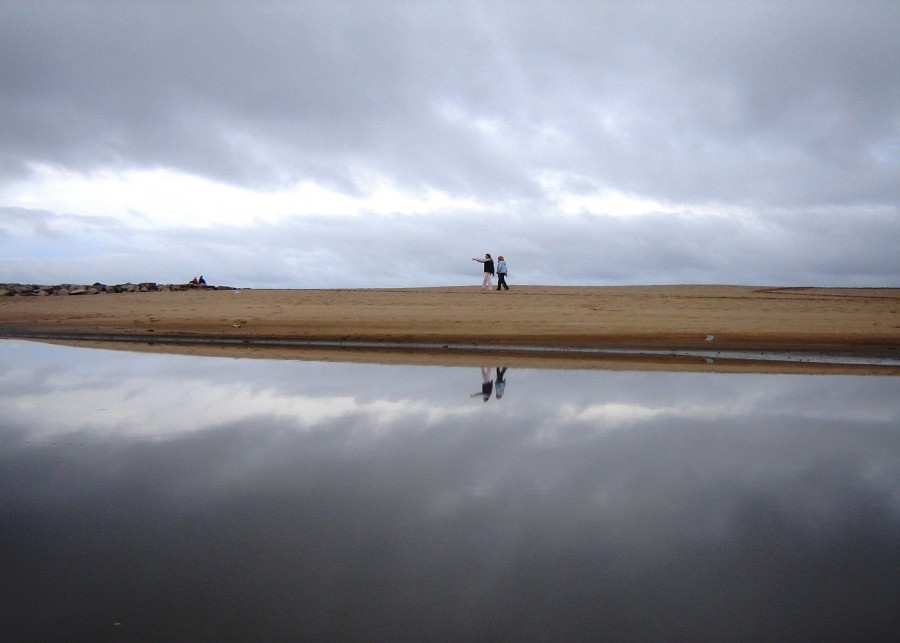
[1,1,898,287]
[2,164,491,229]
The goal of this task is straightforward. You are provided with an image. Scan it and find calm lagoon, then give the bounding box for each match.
[1,339,898,641]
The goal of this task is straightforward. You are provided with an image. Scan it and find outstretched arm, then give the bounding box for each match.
[472,258,486,263]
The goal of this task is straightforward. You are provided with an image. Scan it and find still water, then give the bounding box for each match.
[1,340,898,641]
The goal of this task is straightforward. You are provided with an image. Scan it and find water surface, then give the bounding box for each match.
[1,340,898,641]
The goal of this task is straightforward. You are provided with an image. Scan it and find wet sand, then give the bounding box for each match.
[1,285,898,374]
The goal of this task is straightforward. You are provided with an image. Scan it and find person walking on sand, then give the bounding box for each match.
[470,367,494,402]
[495,367,507,399]
[496,256,509,291]
[472,253,495,291]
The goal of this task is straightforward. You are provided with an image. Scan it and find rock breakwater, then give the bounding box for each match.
[0,282,236,297]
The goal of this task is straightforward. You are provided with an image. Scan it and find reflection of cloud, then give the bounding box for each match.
[0,343,489,440]
[4,379,486,440]
[2,341,898,640]
[2,342,899,443]
[567,401,733,425]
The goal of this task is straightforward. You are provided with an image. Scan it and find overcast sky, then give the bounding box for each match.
[1,1,898,288]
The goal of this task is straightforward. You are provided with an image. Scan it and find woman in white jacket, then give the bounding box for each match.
[496,256,509,291]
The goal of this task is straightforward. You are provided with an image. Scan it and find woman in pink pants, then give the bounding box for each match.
[472,254,495,291]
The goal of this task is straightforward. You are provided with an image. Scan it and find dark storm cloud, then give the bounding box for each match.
[0,1,540,194]
[2,2,899,288]
[2,1,899,206]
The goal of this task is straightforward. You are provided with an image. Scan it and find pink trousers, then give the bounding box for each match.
[482,273,493,290]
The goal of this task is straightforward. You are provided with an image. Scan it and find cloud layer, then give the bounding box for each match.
[2,1,898,287]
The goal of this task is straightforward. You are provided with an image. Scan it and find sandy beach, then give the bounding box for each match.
[1,285,898,374]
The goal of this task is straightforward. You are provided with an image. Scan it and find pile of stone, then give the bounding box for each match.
[0,282,237,297]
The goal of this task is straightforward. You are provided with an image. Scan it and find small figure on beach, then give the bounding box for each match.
[496,256,509,291]
[198,275,206,285]
[471,367,494,402]
[495,367,507,399]
[472,253,495,291]
[190,276,198,285]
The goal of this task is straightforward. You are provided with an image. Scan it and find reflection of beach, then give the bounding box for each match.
[1,286,897,374]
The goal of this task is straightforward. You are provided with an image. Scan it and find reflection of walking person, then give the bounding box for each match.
[496,256,509,291]
[471,367,494,402]
[472,253,494,292]
[495,367,507,399]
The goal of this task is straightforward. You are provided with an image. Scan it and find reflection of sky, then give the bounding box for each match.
[1,340,899,641]
[3,340,898,440]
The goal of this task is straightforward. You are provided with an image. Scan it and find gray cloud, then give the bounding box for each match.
[3,2,898,199]
[1,1,898,287]
[3,203,897,288]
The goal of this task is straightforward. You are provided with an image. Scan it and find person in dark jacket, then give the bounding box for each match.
[471,367,494,402]
[472,253,495,291]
